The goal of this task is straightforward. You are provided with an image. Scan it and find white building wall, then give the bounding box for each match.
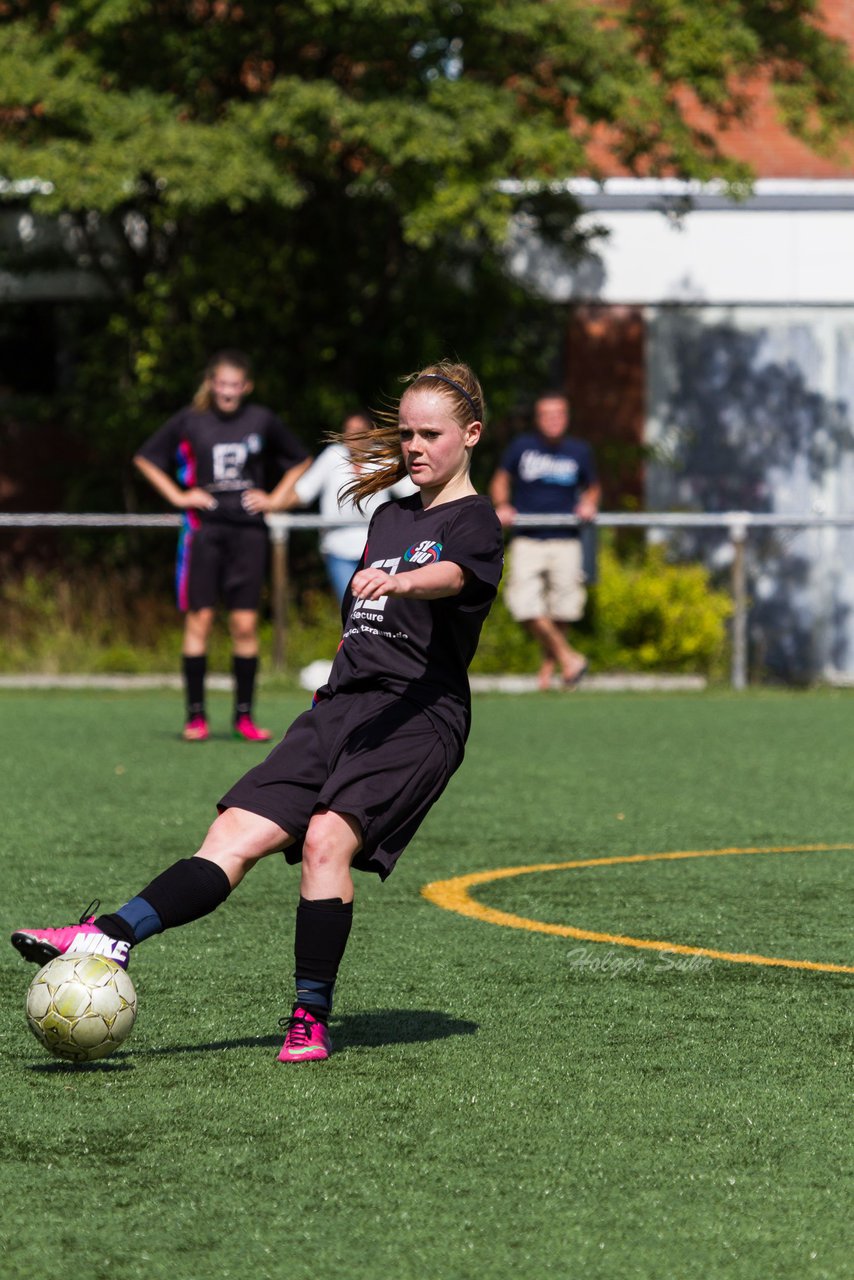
[571,210,854,306]
[645,306,854,681]
[506,181,854,680]
[505,180,854,307]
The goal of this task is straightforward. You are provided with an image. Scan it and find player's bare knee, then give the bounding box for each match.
[301,835,336,875]
[228,610,258,647]
[302,821,354,874]
[230,625,256,648]
[197,807,286,865]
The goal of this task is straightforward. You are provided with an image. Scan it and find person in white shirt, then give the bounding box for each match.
[290,410,416,602]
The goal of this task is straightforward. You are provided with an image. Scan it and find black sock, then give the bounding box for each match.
[95,896,164,945]
[233,655,258,720]
[98,858,232,937]
[183,654,207,719]
[94,911,139,945]
[294,896,353,1020]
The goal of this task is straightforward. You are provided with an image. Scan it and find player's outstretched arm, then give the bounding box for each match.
[352,560,469,602]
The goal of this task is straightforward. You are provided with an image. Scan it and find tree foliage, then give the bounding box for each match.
[1,0,853,509]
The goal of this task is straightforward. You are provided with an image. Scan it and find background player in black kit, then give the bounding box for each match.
[134,350,311,742]
[13,361,504,1064]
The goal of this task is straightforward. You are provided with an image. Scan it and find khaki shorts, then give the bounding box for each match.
[505,536,587,623]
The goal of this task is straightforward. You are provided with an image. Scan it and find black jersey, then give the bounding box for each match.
[137,403,309,526]
[323,493,503,743]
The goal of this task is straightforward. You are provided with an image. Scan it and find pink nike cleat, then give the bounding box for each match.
[277,1006,332,1062]
[10,902,131,970]
[182,716,209,742]
[233,714,272,742]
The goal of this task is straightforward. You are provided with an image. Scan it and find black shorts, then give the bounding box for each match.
[218,689,464,879]
[177,521,268,612]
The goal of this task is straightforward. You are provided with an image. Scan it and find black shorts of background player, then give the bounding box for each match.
[134,350,311,742]
[12,360,504,1064]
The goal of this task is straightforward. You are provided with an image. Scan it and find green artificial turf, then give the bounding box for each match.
[1,688,852,1280]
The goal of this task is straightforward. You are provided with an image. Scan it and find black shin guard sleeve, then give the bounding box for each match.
[137,858,232,930]
[294,896,354,984]
[233,655,258,717]
[183,655,207,716]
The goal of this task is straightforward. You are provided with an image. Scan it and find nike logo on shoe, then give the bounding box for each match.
[67,932,131,965]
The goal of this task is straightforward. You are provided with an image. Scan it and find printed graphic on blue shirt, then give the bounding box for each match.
[517,449,579,487]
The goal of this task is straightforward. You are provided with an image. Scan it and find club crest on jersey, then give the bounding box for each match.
[404,540,443,565]
[244,433,263,454]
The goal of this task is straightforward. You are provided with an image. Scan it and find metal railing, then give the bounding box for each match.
[4,510,854,688]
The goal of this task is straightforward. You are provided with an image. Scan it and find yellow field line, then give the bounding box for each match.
[421,844,854,974]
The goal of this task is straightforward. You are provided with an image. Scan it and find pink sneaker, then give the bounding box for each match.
[233,714,272,742]
[277,1006,332,1062]
[10,903,131,970]
[182,716,209,742]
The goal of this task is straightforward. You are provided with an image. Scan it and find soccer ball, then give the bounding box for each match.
[26,953,138,1062]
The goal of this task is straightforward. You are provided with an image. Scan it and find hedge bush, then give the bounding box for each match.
[583,543,732,675]
[470,542,731,677]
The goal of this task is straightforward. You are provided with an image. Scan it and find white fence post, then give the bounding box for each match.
[268,521,290,673]
[728,517,749,691]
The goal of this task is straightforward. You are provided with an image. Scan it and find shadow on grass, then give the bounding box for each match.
[27,1057,134,1073]
[119,1008,479,1059]
[333,1008,479,1051]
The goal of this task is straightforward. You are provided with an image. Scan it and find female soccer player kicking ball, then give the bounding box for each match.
[11,362,503,1064]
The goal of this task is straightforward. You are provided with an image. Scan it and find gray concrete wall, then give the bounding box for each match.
[646,306,854,682]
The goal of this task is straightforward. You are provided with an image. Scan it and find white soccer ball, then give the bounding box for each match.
[26,953,138,1062]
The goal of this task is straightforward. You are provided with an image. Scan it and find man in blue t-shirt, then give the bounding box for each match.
[490,391,600,690]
